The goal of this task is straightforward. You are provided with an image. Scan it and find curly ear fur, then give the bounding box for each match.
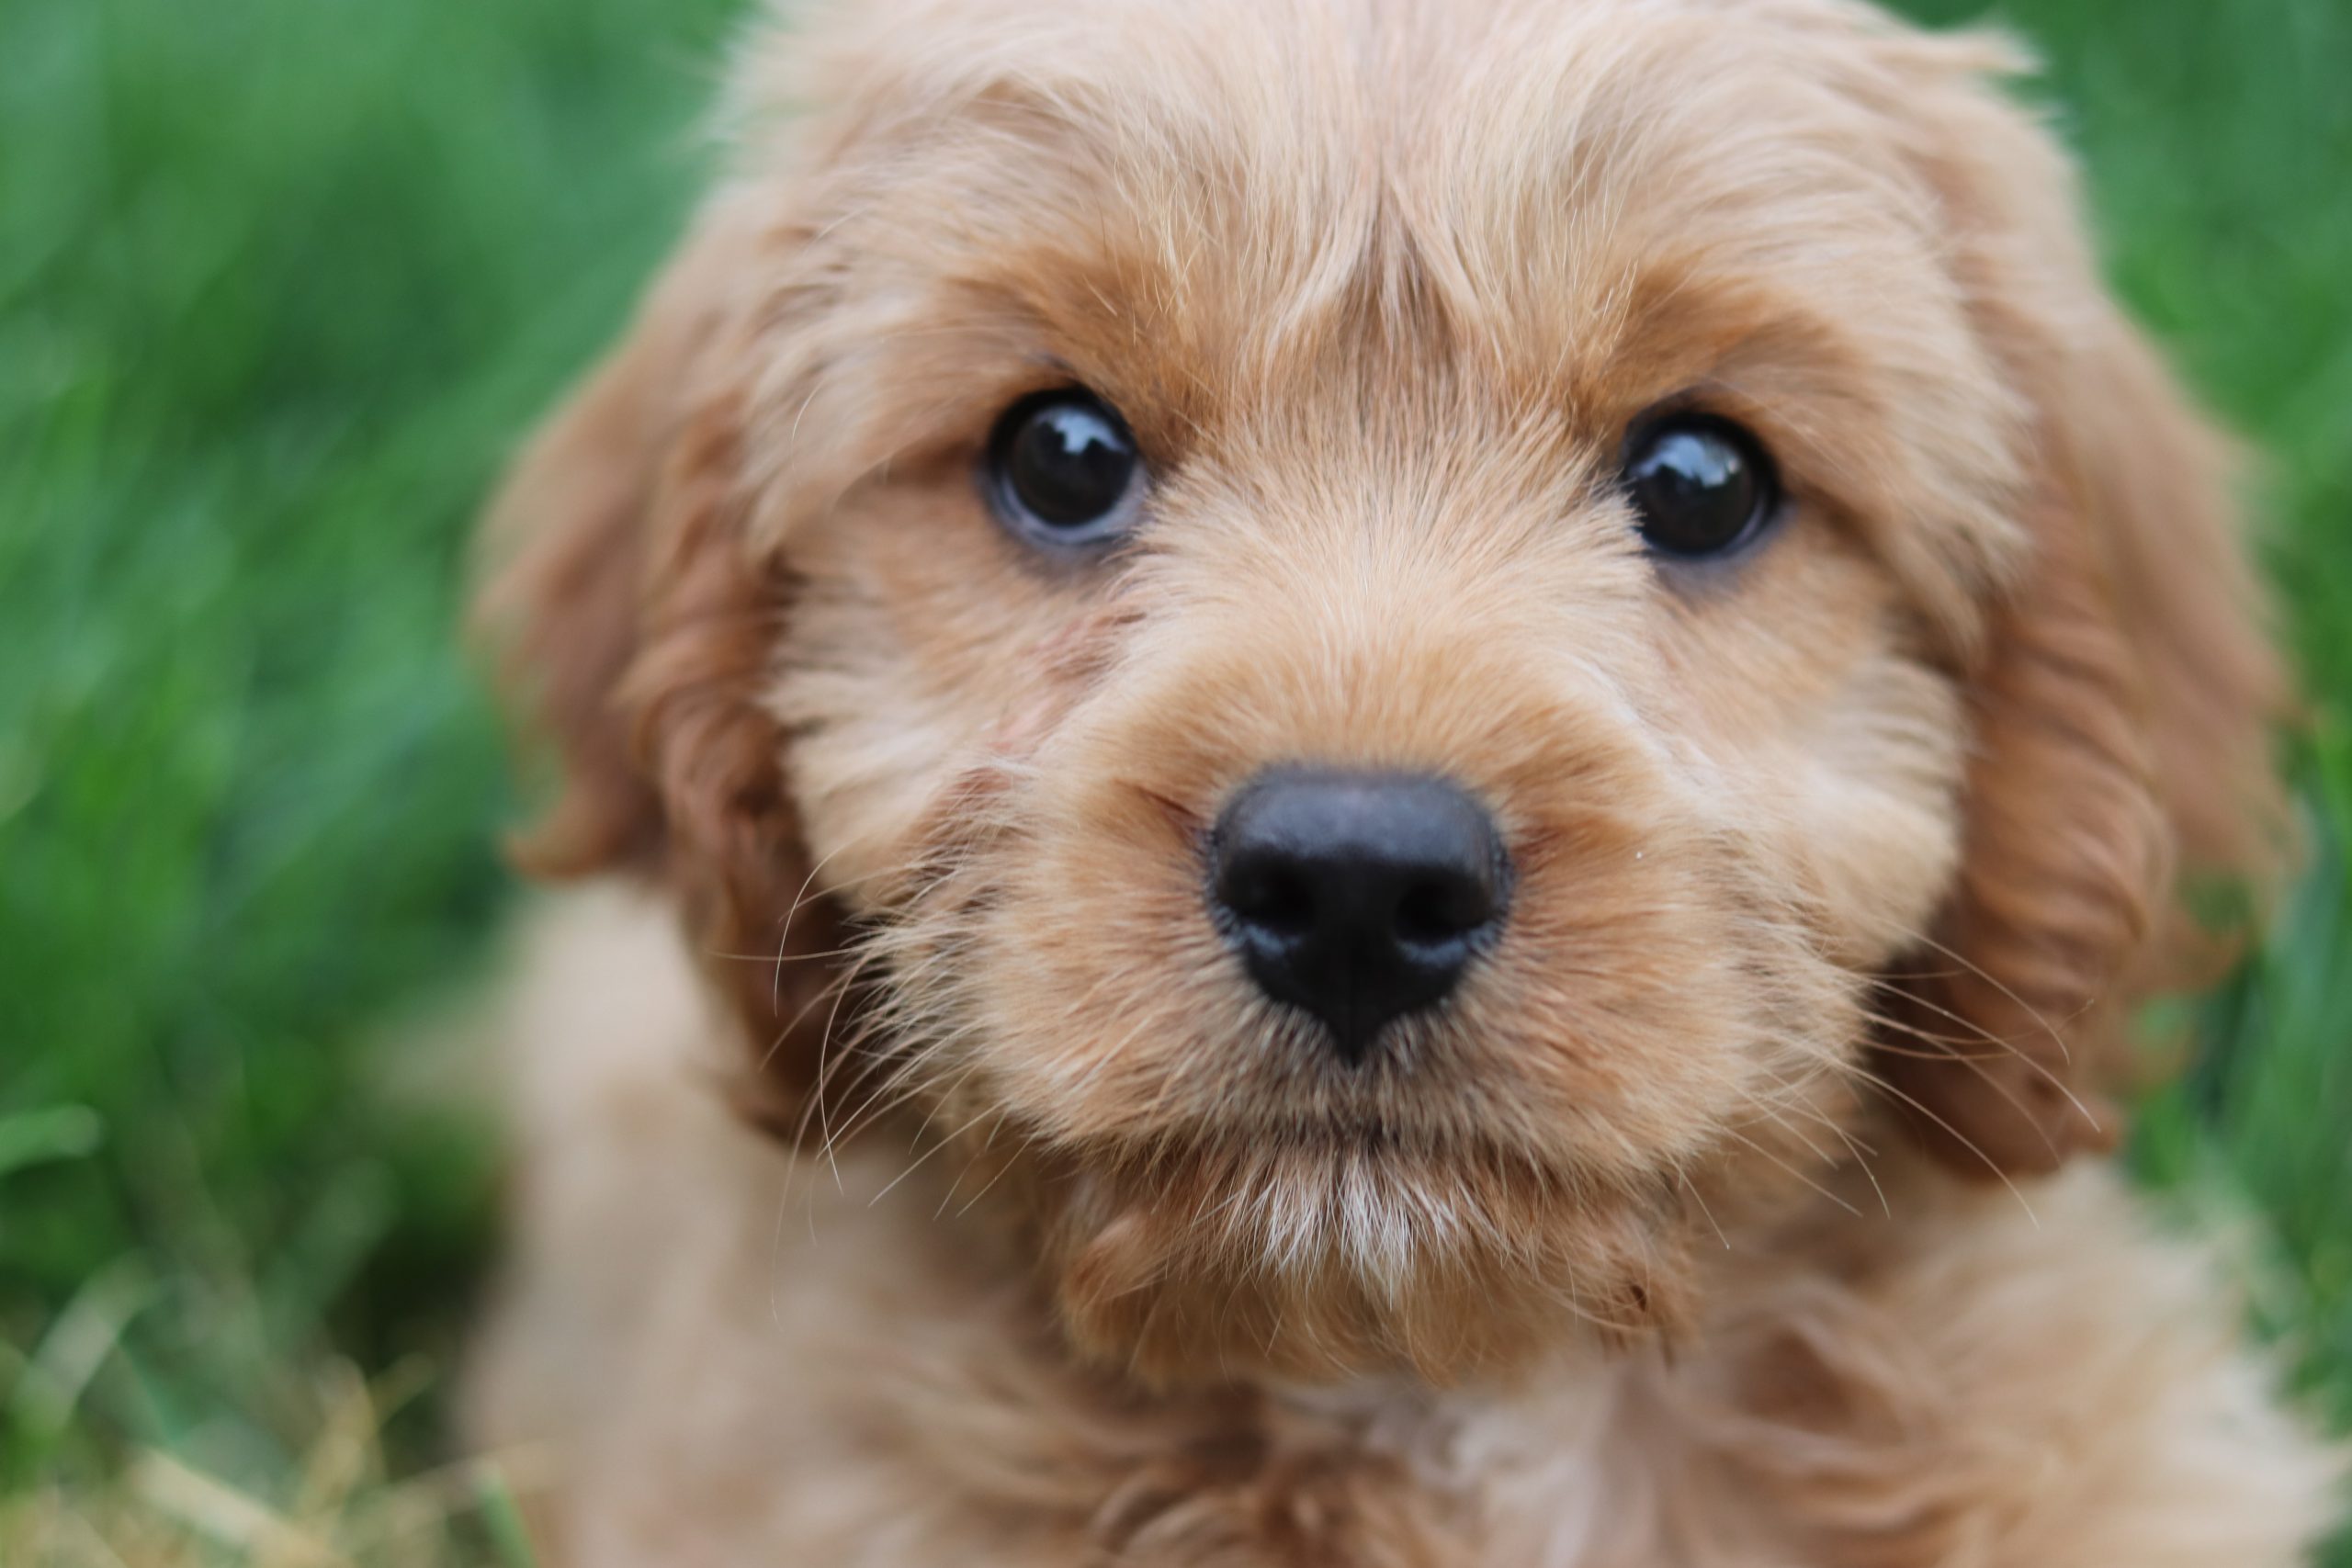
[1869,39,2288,1178]
[473,208,847,1122]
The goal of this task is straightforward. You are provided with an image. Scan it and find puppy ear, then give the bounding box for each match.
[474,207,847,1119]
[474,214,739,875]
[1871,44,2288,1178]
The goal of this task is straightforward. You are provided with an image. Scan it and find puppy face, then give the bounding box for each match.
[483,0,2282,1381]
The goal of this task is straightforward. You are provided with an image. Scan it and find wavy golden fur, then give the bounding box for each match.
[465,0,2342,1560]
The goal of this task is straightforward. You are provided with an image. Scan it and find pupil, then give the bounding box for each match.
[1011,403,1134,527]
[1630,423,1758,553]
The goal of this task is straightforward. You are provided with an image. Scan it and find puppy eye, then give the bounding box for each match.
[984,388,1146,551]
[1621,415,1777,558]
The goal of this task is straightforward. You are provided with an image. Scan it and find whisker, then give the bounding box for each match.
[869,1097,1004,1208]
[1678,1168,1730,1250]
[1883,928,2075,1063]
[1847,1062,2041,1228]
[1718,1126,1860,1219]
[768,837,873,1012]
[1862,991,2107,1142]
[1860,1033,2088,1162]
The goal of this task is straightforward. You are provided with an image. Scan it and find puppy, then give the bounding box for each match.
[465,0,2345,1561]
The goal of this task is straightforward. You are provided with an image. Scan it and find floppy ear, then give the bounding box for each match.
[472,206,848,1122]
[1869,42,2288,1178]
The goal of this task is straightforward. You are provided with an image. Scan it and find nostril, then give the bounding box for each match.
[1219,856,1318,939]
[1393,873,1491,947]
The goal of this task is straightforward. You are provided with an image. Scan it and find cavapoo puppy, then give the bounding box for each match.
[464,0,2346,1561]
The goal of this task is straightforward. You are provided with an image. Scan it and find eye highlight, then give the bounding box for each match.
[984,388,1146,552]
[1621,414,1778,558]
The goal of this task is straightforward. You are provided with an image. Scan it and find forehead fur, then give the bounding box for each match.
[718,0,2034,636]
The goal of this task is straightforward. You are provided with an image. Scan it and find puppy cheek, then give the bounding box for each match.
[769,588,1135,909]
[1748,657,1969,972]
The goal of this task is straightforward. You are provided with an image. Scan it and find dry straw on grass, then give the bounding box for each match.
[4,1359,548,1568]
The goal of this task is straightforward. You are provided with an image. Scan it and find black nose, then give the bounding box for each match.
[1208,769,1509,1061]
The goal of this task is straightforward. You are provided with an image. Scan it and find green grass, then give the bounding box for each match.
[1,0,2346,1560]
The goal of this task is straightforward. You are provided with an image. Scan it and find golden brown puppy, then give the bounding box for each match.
[465,0,2346,1561]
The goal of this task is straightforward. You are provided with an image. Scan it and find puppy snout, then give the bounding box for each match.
[1208,769,1509,1062]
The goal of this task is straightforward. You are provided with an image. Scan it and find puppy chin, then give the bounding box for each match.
[1014,1131,1696,1386]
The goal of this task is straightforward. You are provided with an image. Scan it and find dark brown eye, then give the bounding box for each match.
[985,388,1145,551]
[1622,415,1777,558]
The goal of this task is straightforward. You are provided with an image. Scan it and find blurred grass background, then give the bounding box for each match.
[0,0,2346,1560]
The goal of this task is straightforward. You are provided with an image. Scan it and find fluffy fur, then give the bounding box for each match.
[466,0,2344,1560]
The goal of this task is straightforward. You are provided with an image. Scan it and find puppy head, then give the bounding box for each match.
[479,0,2283,1382]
